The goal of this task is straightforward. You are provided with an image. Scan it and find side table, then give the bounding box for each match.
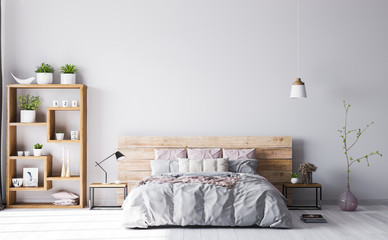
[89,183,128,210]
[282,183,322,210]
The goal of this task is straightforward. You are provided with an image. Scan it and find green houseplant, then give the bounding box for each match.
[17,94,42,123]
[338,100,382,211]
[290,172,299,184]
[60,64,78,84]
[33,143,43,156]
[35,62,55,84]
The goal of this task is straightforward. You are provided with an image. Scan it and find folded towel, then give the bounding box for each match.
[53,198,79,206]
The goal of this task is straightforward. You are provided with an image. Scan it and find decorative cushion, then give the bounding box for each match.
[179,158,229,173]
[203,159,217,172]
[228,159,258,174]
[187,148,222,159]
[52,191,79,200]
[154,148,186,160]
[217,158,229,172]
[178,158,189,172]
[189,159,203,172]
[151,160,180,175]
[223,148,256,160]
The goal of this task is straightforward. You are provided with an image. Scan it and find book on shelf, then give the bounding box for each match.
[300,214,327,223]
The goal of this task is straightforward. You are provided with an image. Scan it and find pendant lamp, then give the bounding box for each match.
[290,0,307,99]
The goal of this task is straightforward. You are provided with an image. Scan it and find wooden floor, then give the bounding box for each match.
[0,205,387,240]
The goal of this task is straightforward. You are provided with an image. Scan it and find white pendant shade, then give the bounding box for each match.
[290,78,307,98]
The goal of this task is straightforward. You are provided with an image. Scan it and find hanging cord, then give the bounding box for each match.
[296,0,300,78]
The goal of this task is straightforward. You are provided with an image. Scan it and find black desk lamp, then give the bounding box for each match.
[95,151,126,184]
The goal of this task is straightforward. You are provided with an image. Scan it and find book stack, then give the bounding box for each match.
[300,214,327,223]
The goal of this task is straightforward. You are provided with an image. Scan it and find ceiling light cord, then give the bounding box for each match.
[296,0,300,78]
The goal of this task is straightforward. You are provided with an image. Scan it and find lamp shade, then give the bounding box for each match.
[115,151,126,161]
[290,78,307,98]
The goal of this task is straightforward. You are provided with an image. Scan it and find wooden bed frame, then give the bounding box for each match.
[117,136,292,205]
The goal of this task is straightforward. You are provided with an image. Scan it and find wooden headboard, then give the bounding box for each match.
[117,136,292,204]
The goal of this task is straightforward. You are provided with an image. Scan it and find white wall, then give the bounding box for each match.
[2,0,388,204]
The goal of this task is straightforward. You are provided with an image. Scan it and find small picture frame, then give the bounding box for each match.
[71,100,78,107]
[53,100,59,107]
[23,168,38,187]
[71,131,79,140]
[62,100,68,107]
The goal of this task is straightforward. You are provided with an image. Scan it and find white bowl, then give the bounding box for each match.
[12,178,23,187]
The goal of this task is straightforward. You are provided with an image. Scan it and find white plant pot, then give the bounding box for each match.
[56,133,65,140]
[33,149,42,156]
[20,110,36,123]
[36,73,53,84]
[61,74,76,84]
[291,178,299,184]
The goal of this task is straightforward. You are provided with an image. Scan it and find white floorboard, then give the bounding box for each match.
[0,205,387,240]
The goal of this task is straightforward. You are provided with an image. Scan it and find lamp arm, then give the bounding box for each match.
[95,152,115,166]
[95,161,107,175]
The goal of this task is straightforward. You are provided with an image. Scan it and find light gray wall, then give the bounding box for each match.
[1,0,388,204]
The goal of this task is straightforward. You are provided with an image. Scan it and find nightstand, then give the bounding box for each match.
[282,183,322,210]
[89,183,128,210]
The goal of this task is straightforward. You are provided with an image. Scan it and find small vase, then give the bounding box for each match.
[338,186,358,211]
[20,110,36,123]
[302,172,312,184]
[291,178,299,184]
[61,73,76,84]
[36,73,53,84]
[33,149,42,156]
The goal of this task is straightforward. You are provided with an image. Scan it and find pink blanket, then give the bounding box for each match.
[138,175,239,189]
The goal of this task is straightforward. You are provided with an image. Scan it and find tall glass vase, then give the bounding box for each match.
[338,186,358,211]
[302,172,312,184]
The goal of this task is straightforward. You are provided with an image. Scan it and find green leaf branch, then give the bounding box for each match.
[339,100,382,187]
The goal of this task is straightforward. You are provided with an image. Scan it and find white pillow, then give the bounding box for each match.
[189,159,203,172]
[179,158,229,173]
[179,158,189,172]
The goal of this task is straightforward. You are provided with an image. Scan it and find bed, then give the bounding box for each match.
[117,136,293,228]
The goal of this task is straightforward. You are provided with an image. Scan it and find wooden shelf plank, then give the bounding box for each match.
[7,84,86,89]
[9,122,47,126]
[9,186,46,191]
[47,140,80,143]
[47,176,80,181]
[7,203,83,209]
[9,155,50,160]
[47,107,80,111]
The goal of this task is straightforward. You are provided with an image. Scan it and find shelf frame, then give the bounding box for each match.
[6,84,87,208]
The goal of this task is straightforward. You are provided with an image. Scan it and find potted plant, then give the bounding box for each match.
[33,143,43,156]
[338,101,382,211]
[298,162,317,184]
[17,94,42,123]
[60,64,78,84]
[290,172,299,184]
[56,132,65,140]
[35,62,55,84]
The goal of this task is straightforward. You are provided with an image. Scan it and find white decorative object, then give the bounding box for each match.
[114,180,121,184]
[66,149,71,177]
[61,147,66,177]
[33,149,42,156]
[70,131,79,140]
[62,100,68,107]
[20,110,36,123]
[56,132,65,140]
[61,73,76,84]
[12,178,23,187]
[17,151,24,156]
[23,168,38,187]
[53,100,59,107]
[291,178,299,184]
[36,73,53,84]
[11,73,35,84]
[24,151,31,156]
[71,100,78,107]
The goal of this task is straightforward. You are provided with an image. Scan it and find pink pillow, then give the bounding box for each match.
[222,148,256,160]
[187,148,222,159]
[154,148,186,160]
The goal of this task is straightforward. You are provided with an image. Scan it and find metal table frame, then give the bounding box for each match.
[282,184,322,210]
[89,184,128,210]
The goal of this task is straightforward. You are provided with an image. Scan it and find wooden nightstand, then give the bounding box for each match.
[89,183,128,210]
[282,183,322,210]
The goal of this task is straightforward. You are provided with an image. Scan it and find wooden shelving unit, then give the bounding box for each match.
[6,84,87,208]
